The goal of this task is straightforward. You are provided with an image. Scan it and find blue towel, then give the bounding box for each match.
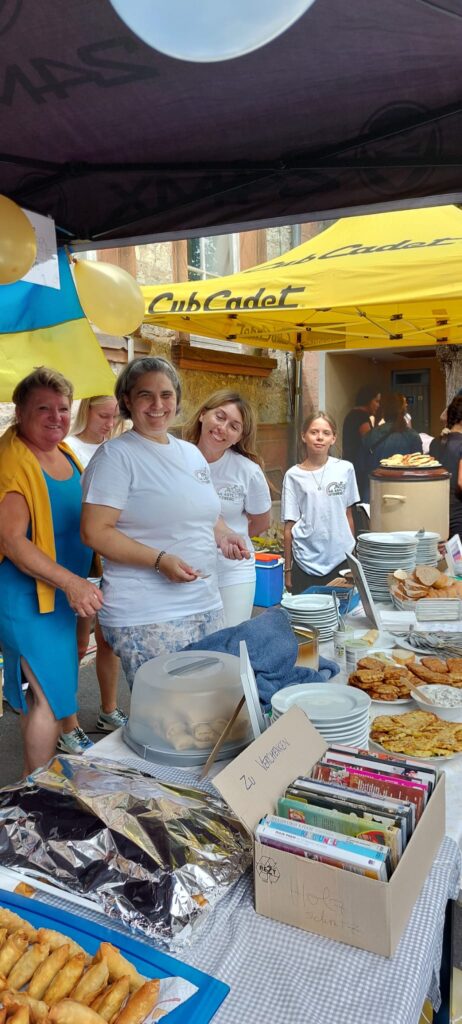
[185,606,340,709]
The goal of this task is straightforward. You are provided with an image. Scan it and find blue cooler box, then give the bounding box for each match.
[254,556,284,607]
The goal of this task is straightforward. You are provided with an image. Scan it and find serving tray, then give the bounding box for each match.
[0,887,229,1024]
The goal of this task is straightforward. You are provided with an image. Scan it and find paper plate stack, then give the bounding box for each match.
[271,683,371,747]
[356,532,418,601]
[281,593,339,641]
[393,530,440,567]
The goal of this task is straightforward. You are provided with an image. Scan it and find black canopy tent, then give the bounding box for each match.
[2,0,462,248]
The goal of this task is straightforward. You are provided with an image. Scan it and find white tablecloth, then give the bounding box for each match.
[75,736,461,1024]
[66,613,461,1023]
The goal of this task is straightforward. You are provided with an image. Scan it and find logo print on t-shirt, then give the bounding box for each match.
[195,467,211,483]
[326,480,346,496]
[217,484,245,503]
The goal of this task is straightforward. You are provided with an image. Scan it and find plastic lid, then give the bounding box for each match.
[239,640,267,737]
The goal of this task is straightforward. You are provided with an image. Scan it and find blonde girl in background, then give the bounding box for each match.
[60,394,126,755]
[183,390,271,626]
[282,411,359,595]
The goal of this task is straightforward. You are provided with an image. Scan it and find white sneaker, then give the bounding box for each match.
[56,728,94,754]
[96,707,128,732]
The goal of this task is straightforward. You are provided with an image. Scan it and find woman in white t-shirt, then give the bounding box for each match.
[81,358,249,689]
[183,390,272,626]
[61,395,125,755]
[282,412,359,595]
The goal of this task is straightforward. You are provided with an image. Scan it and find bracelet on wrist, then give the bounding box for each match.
[154,550,166,573]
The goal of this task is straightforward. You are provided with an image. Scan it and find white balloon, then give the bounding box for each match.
[109,0,317,62]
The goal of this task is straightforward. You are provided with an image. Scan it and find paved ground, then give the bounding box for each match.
[0,655,131,789]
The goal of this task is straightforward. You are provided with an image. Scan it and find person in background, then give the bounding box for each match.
[183,390,272,626]
[59,395,126,755]
[440,387,462,426]
[342,385,381,500]
[430,395,462,539]
[282,412,359,594]
[80,357,249,690]
[0,367,102,774]
[361,392,423,500]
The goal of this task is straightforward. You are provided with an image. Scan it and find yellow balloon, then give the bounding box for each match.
[0,195,37,285]
[73,259,145,335]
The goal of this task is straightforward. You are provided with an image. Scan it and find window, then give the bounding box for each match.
[187,234,239,281]
[187,234,243,352]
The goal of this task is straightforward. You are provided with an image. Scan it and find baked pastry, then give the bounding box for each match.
[420,657,448,674]
[356,657,386,672]
[408,664,450,685]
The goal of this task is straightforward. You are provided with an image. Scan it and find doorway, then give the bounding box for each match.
[391,369,430,433]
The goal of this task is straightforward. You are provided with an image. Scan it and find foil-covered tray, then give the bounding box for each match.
[0,756,251,950]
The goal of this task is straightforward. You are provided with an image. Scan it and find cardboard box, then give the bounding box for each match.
[215,705,445,957]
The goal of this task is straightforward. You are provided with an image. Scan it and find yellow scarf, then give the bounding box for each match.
[0,426,94,613]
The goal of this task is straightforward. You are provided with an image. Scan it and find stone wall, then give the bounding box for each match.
[135,242,173,285]
[141,323,290,426]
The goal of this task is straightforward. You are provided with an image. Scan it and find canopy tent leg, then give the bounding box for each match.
[290,338,304,465]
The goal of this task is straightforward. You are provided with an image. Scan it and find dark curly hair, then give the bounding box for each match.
[447,395,462,430]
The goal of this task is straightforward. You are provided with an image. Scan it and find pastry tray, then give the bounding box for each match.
[0,887,229,1024]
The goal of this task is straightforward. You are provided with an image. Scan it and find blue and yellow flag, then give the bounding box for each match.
[0,250,115,400]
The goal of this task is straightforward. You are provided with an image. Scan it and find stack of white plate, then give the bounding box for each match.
[356,532,418,601]
[280,593,339,641]
[271,683,371,747]
[393,530,440,566]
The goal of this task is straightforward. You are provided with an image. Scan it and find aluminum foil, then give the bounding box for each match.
[0,756,251,949]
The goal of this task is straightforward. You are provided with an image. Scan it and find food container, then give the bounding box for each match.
[369,466,450,538]
[124,650,252,767]
[254,554,284,607]
[344,637,370,672]
[292,627,319,670]
[411,684,462,721]
[333,627,356,663]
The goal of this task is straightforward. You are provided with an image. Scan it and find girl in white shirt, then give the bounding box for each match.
[61,395,124,755]
[183,390,272,626]
[282,412,359,595]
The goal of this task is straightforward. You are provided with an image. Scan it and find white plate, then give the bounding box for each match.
[281,595,336,611]
[317,726,370,738]
[271,706,370,726]
[357,533,418,546]
[271,683,371,720]
[393,531,440,542]
[370,697,415,706]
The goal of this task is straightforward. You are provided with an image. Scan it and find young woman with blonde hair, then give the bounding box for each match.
[183,390,271,626]
[61,394,126,754]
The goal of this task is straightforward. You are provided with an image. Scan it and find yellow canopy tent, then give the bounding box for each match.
[143,205,462,354]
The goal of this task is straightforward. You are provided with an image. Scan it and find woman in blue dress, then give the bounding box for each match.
[0,367,103,775]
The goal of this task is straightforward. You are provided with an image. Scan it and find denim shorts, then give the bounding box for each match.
[101,607,225,689]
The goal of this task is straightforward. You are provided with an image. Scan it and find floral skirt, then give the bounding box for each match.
[101,608,225,689]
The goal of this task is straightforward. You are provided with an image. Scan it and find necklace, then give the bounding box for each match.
[306,462,328,490]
